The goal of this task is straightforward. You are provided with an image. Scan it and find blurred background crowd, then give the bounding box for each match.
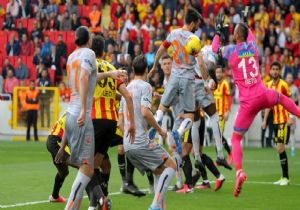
[0,0,300,103]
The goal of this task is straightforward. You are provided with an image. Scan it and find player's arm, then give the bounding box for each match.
[141,84,167,139]
[55,132,67,164]
[77,68,89,127]
[148,41,169,78]
[262,108,271,129]
[118,84,135,141]
[96,70,127,82]
[196,53,208,81]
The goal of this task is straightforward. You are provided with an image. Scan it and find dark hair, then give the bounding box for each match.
[75,26,90,46]
[237,23,248,41]
[271,61,281,70]
[91,35,105,57]
[161,55,172,61]
[215,65,223,72]
[185,7,202,25]
[30,79,35,83]
[132,55,148,75]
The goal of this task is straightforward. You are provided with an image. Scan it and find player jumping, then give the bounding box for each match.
[212,12,300,197]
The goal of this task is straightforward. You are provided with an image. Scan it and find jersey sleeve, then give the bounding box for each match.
[282,82,292,97]
[222,45,236,60]
[141,84,152,109]
[81,50,96,74]
[163,31,172,48]
[224,81,231,96]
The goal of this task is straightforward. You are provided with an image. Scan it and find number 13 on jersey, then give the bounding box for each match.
[238,56,259,85]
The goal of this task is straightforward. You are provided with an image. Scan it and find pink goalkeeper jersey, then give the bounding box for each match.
[212,30,266,102]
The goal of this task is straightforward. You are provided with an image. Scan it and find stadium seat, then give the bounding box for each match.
[27,19,36,33]
[29,66,37,80]
[58,5,66,14]
[81,5,93,18]
[55,31,67,44]
[15,18,28,29]
[0,0,9,8]
[66,31,76,55]
[0,17,4,29]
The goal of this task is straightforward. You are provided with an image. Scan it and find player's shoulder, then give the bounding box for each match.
[279,79,288,87]
[266,80,273,87]
[81,48,96,58]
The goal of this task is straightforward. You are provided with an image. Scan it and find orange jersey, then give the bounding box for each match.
[266,79,291,124]
[50,112,66,139]
[213,79,231,116]
[91,58,123,121]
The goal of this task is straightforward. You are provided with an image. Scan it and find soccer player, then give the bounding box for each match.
[191,46,231,171]
[47,112,70,203]
[262,62,292,186]
[88,35,135,209]
[213,65,232,163]
[119,55,176,210]
[212,14,300,197]
[64,26,127,210]
[149,7,206,154]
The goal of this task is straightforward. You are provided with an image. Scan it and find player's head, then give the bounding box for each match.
[270,61,281,80]
[161,55,172,76]
[184,7,202,33]
[215,65,224,81]
[285,72,294,85]
[91,35,105,58]
[233,23,248,43]
[132,55,148,76]
[75,26,91,47]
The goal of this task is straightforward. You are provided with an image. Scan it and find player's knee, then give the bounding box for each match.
[276,143,285,153]
[182,143,192,156]
[118,145,125,155]
[165,157,177,170]
[61,169,69,178]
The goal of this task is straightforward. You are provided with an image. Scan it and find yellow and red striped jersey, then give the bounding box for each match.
[50,112,66,139]
[91,58,123,121]
[213,79,231,116]
[266,79,291,124]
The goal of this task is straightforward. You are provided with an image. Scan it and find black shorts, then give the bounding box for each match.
[110,133,123,147]
[274,123,290,145]
[46,135,69,165]
[93,119,117,155]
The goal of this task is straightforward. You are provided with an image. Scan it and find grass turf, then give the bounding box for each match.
[0,141,299,210]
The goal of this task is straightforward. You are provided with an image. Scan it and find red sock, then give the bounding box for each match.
[231,132,243,171]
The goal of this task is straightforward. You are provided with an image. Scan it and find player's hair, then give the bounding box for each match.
[91,35,105,57]
[215,65,224,72]
[30,79,35,83]
[237,23,248,41]
[161,54,172,61]
[132,55,148,75]
[271,61,282,70]
[75,26,90,46]
[185,7,202,25]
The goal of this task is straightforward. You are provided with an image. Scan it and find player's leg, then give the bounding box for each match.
[99,154,111,196]
[231,103,258,197]
[273,124,290,186]
[46,135,70,202]
[204,104,231,169]
[220,117,232,164]
[266,89,300,117]
[64,114,95,210]
[290,121,296,156]
[151,157,176,210]
[117,145,126,184]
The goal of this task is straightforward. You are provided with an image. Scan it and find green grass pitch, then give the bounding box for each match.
[0,141,300,210]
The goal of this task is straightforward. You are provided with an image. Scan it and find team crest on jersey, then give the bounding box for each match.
[238,49,254,58]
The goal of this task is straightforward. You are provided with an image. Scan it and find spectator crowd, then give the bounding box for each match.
[0,0,300,102]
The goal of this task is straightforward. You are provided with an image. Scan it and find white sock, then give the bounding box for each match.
[218,174,225,180]
[191,119,201,161]
[210,113,224,159]
[154,175,160,192]
[65,171,91,210]
[88,207,96,210]
[155,110,164,122]
[173,152,183,188]
[151,167,175,209]
[290,130,295,150]
[177,118,193,137]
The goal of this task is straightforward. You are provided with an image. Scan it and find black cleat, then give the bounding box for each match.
[123,183,146,197]
[216,157,232,170]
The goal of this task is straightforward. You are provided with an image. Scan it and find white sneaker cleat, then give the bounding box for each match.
[279,178,289,186]
[273,178,283,185]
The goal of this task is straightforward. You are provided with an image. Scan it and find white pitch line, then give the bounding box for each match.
[1,181,300,208]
